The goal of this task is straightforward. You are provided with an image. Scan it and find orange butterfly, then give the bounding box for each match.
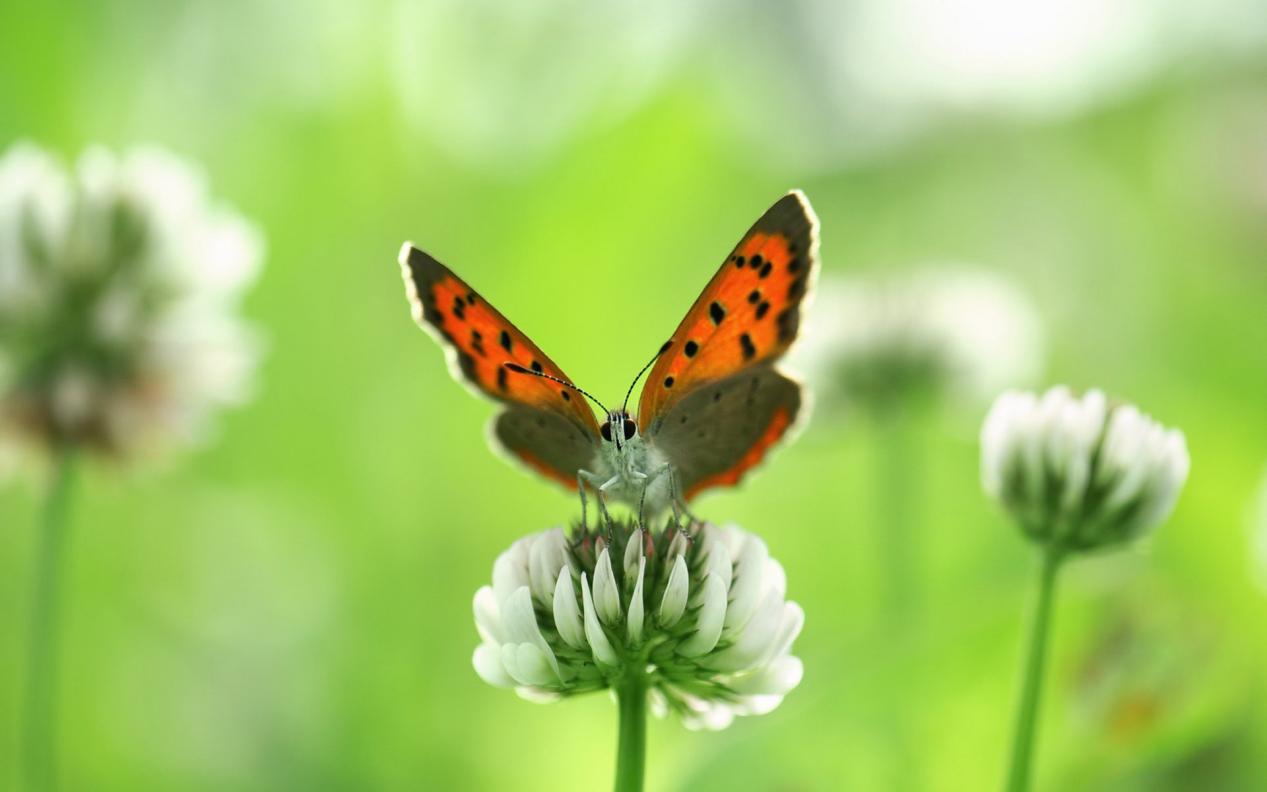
[399,191,818,525]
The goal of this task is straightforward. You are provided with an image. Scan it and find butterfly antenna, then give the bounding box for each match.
[504,363,609,414]
[621,340,672,413]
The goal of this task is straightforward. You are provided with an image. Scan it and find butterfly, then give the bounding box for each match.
[399,191,818,526]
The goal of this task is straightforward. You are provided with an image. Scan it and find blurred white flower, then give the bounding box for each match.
[472,520,804,730]
[0,142,262,466]
[981,386,1190,551]
[792,269,1042,416]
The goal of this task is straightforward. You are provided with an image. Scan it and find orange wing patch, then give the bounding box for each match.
[399,244,600,438]
[638,191,819,428]
[685,406,794,499]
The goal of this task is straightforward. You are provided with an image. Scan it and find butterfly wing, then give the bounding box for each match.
[649,366,802,499]
[399,243,600,488]
[491,407,599,490]
[640,191,818,498]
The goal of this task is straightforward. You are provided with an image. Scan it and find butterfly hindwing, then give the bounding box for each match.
[649,366,801,498]
[492,407,597,490]
[400,244,600,488]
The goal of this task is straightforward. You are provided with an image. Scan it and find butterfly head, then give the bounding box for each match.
[600,410,638,451]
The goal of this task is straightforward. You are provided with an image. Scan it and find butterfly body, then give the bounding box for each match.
[400,191,819,524]
[580,409,674,519]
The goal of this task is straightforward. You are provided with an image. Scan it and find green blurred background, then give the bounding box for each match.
[2,1,1266,789]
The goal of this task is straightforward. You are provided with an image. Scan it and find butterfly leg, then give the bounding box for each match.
[668,466,701,528]
[631,470,654,528]
[576,472,593,531]
[578,469,611,532]
[633,463,684,532]
[595,476,621,534]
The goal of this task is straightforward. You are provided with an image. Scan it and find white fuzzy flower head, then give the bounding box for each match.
[0,142,261,466]
[981,386,1190,552]
[792,269,1042,416]
[471,519,805,730]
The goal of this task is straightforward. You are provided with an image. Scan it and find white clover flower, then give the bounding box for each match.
[0,142,261,466]
[472,520,804,730]
[792,269,1042,416]
[981,386,1190,552]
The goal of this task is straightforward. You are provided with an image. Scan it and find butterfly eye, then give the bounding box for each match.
[600,422,613,442]
[623,419,637,440]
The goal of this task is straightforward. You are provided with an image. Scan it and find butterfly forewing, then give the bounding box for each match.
[638,191,818,428]
[400,244,600,487]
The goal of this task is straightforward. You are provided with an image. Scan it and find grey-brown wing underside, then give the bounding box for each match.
[492,407,599,490]
[647,366,802,499]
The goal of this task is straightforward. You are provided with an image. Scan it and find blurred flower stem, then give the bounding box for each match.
[874,410,919,622]
[872,410,921,791]
[1005,544,1064,792]
[614,671,647,792]
[22,447,78,792]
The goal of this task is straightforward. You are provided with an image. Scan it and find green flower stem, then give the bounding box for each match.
[1005,544,1064,792]
[874,410,919,622]
[614,671,647,792]
[22,449,78,792]
[871,411,923,791]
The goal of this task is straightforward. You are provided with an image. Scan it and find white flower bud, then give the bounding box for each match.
[626,558,646,644]
[552,568,585,649]
[592,547,623,626]
[658,554,689,627]
[580,572,620,667]
[623,527,643,585]
[680,574,727,657]
[981,386,1190,551]
[723,533,769,636]
[529,528,568,606]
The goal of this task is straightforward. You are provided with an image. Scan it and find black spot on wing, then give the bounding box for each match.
[684,340,699,357]
[709,301,726,325]
[756,301,770,320]
[747,290,761,304]
[499,330,512,352]
[531,360,544,373]
[664,376,675,389]
[740,333,757,360]
[759,261,772,278]
[497,366,508,391]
